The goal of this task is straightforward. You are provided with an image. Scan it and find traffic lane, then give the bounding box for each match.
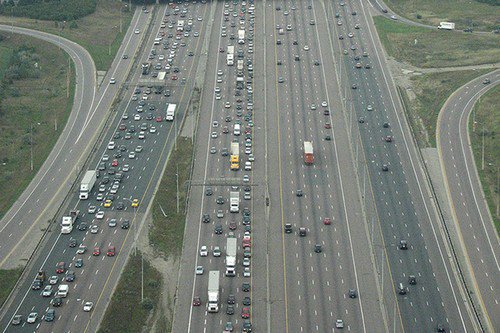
[437,71,500,329]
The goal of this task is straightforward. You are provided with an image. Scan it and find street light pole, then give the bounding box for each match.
[176,164,179,213]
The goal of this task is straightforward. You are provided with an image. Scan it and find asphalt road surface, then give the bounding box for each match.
[437,70,500,331]
[0,8,145,270]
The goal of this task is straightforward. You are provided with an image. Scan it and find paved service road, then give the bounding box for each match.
[437,69,500,331]
[0,8,144,270]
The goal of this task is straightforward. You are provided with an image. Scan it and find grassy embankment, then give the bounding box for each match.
[0,0,134,70]
[384,0,500,32]
[469,86,499,231]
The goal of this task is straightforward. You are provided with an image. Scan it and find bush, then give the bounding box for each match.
[0,0,97,21]
[416,14,422,19]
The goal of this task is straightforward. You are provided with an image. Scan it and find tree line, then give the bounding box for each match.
[0,0,97,21]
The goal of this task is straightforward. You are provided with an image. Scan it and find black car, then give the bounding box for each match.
[226,305,235,315]
[216,196,224,204]
[296,189,303,197]
[382,164,389,172]
[348,289,357,298]
[399,240,408,250]
[102,176,110,184]
[214,224,223,234]
[202,214,211,223]
[243,216,251,225]
[32,280,42,290]
[113,152,122,158]
[116,202,125,210]
[75,259,83,268]
[243,296,251,306]
[65,271,75,282]
[78,222,88,231]
[408,275,417,285]
[244,186,251,192]
[227,294,235,304]
[314,244,322,253]
[383,122,390,128]
[52,297,62,307]
[205,187,213,196]
[45,309,55,322]
[68,238,77,248]
[121,220,130,229]
[242,283,251,292]
[284,223,292,233]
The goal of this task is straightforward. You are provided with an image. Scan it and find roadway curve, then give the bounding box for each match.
[0,8,143,271]
[437,70,500,332]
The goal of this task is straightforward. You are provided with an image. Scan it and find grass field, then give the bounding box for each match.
[374,16,500,68]
[0,33,75,220]
[402,69,490,148]
[97,251,162,333]
[0,268,22,308]
[384,0,500,31]
[469,85,500,231]
[0,0,134,71]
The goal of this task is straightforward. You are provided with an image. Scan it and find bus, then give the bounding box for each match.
[238,29,245,44]
[166,103,176,121]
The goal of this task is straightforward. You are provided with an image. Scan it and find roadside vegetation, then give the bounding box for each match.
[383,0,500,32]
[401,70,490,148]
[0,268,22,307]
[98,251,162,333]
[0,0,134,70]
[0,0,97,22]
[374,16,500,68]
[0,32,74,220]
[469,85,500,231]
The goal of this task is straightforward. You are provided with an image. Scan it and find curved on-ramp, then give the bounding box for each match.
[437,69,500,331]
[0,25,97,269]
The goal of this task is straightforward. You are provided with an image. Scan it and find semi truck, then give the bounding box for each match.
[230,191,240,213]
[230,142,240,170]
[438,22,455,30]
[226,237,237,277]
[79,170,97,200]
[304,141,314,165]
[166,103,176,121]
[207,271,220,312]
[61,210,79,234]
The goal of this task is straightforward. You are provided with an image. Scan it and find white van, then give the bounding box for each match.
[234,124,241,136]
[57,284,69,297]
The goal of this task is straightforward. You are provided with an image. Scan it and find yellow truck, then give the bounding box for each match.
[230,142,239,170]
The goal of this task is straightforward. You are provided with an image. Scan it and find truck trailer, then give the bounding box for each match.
[226,237,237,277]
[438,22,455,30]
[79,170,97,200]
[230,192,240,213]
[207,271,220,312]
[304,141,314,165]
[166,103,176,121]
[61,210,79,234]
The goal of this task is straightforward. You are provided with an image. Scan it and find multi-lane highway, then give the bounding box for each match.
[0,2,210,331]
[437,70,500,331]
[0,7,145,270]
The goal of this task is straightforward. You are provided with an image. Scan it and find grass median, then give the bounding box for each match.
[0,33,75,219]
[469,85,499,232]
[97,251,162,333]
[383,0,499,32]
[401,69,490,148]
[374,16,500,68]
[0,268,22,307]
[0,0,134,71]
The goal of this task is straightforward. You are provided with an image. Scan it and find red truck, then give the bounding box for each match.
[304,141,314,164]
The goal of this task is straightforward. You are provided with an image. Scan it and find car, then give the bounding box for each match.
[32,279,42,290]
[134,29,140,34]
[107,246,116,256]
[336,319,344,328]
[409,275,417,285]
[352,84,358,89]
[310,104,317,110]
[109,78,116,84]
[227,294,235,304]
[383,122,390,128]
[243,267,251,277]
[76,244,87,254]
[348,289,357,298]
[52,296,63,307]
[210,147,217,154]
[68,237,77,247]
[399,240,408,250]
[11,314,22,325]
[483,78,491,84]
[390,15,397,20]
[83,301,94,312]
[243,258,250,267]
[128,151,136,159]
[325,123,332,129]
[323,217,332,225]
[211,132,218,138]
[359,117,365,123]
[108,219,117,227]
[27,312,38,324]
[278,77,284,83]
[214,224,223,234]
[96,211,105,219]
[65,271,75,282]
[324,109,330,115]
[56,262,66,274]
[200,246,208,256]
[107,141,116,150]
[367,105,373,111]
[213,246,221,257]
[225,321,234,332]
[365,63,371,69]
[192,296,201,306]
[382,164,389,172]
[242,283,251,292]
[90,225,99,234]
[355,62,362,68]
[243,175,249,182]
[155,115,163,122]
[48,276,58,285]
[303,45,310,51]
[241,307,250,318]
[132,199,139,207]
[314,60,320,66]
[437,324,446,332]
[121,220,130,229]
[75,258,84,268]
[93,247,101,256]
[314,244,322,253]
[77,222,88,231]
[296,189,303,197]
[42,285,53,297]
[384,136,393,142]
[226,305,235,315]
[196,266,204,275]
[104,199,112,208]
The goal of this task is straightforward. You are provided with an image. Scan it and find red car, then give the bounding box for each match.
[171,75,178,80]
[111,159,118,167]
[241,307,250,319]
[119,124,127,131]
[325,123,332,129]
[229,221,237,230]
[323,218,332,225]
[93,247,100,256]
[107,246,116,257]
[56,262,66,274]
[155,116,163,122]
[242,241,251,248]
[192,297,201,306]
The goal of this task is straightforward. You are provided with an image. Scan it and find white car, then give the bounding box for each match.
[48,276,58,285]
[245,147,252,154]
[88,205,97,214]
[27,312,37,324]
[243,258,250,267]
[107,141,115,150]
[158,55,165,60]
[102,154,109,162]
[149,126,157,133]
[243,267,251,277]
[200,246,208,257]
[211,132,218,138]
[224,102,231,108]
[134,29,140,34]
[214,87,221,93]
[212,121,219,128]
[213,246,221,257]
[110,78,116,84]
[303,45,309,51]
[138,131,145,139]
[42,285,53,297]
[122,164,130,172]
[245,161,252,171]
[321,101,328,107]
[83,302,94,312]
[248,154,254,162]
[134,114,141,121]
[217,70,223,76]
[215,94,221,100]
[196,266,204,275]
[243,175,250,183]
[90,225,99,234]
[135,146,143,153]
[367,105,373,111]
[129,152,136,159]
[336,319,344,328]
[95,211,105,220]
